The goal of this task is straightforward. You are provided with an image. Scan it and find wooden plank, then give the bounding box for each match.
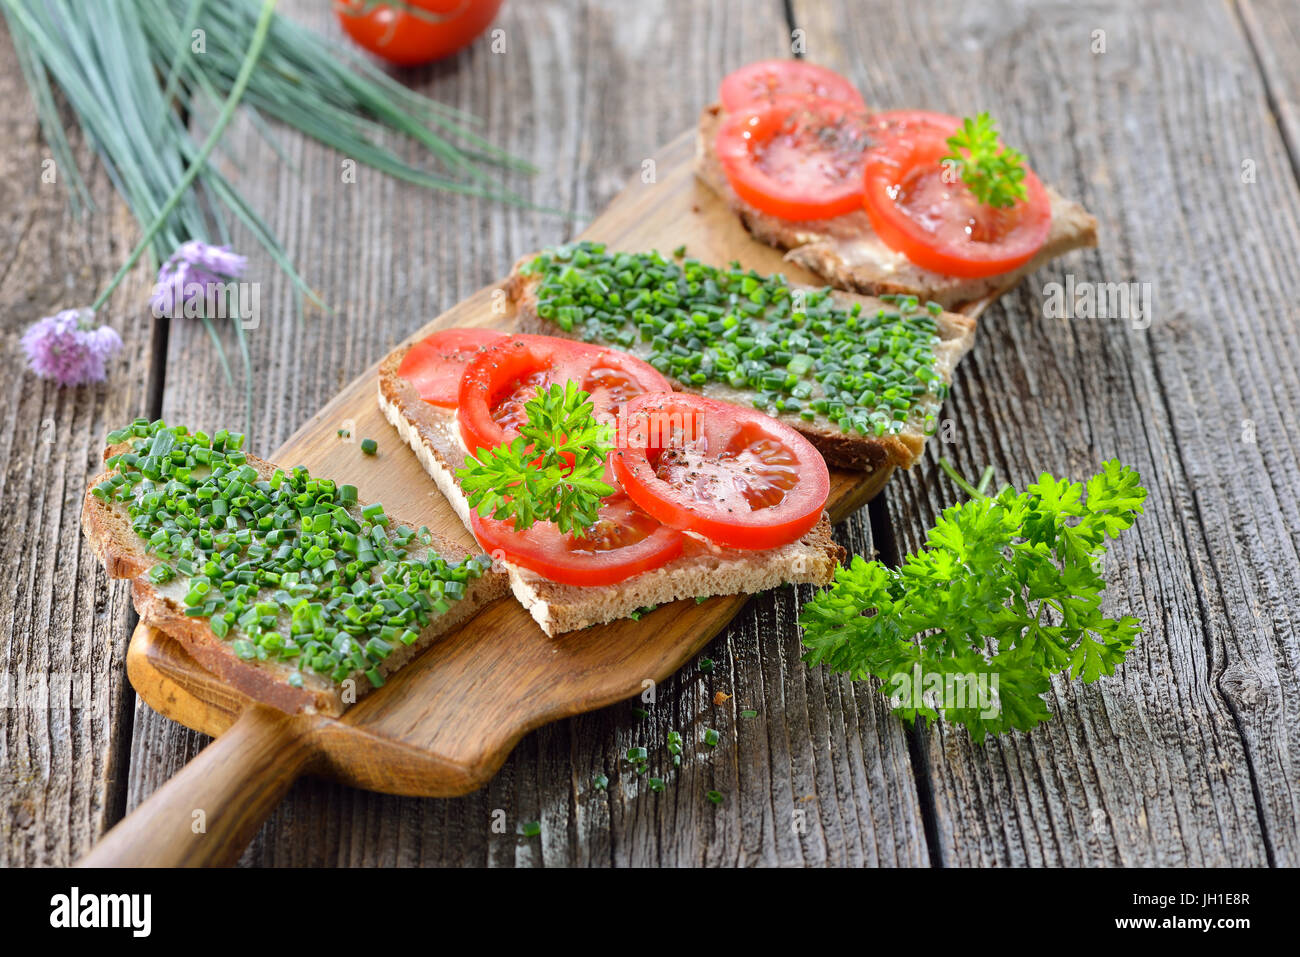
[0,22,160,864]
[124,0,932,866]
[794,0,1300,864]
[1240,0,1300,179]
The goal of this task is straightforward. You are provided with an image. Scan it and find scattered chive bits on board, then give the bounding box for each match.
[521,241,947,437]
[360,437,378,455]
[93,419,491,688]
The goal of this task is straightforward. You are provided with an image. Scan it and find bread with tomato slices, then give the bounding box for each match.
[693,64,1097,311]
[377,339,845,637]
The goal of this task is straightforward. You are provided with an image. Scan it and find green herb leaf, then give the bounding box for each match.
[942,112,1028,209]
[799,460,1147,738]
[457,381,615,533]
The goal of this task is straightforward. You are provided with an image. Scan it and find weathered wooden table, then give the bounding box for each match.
[3,0,1298,867]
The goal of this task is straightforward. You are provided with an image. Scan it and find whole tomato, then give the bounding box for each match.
[335,0,504,66]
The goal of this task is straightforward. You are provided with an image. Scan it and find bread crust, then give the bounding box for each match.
[693,103,1099,312]
[81,444,508,716]
[514,516,844,635]
[503,262,975,471]
[378,354,845,636]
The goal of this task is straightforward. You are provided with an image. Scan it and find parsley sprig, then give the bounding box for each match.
[457,381,614,533]
[799,459,1147,738]
[942,112,1028,208]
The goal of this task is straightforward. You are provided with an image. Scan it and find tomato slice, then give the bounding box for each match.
[861,111,1052,278]
[397,327,507,407]
[719,60,865,113]
[611,393,830,551]
[716,95,874,221]
[457,334,672,456]
[471,493,684,587]
[863,109,960,141]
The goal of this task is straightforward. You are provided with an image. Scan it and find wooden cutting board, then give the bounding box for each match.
[79,128,980,866]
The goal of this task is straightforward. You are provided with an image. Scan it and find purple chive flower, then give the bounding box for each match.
[21,309,123,387]
[150,240,246,318]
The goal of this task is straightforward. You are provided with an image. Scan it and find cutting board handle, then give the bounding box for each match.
[77,705,317,867]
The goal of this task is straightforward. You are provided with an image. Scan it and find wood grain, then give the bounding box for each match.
[795,0,1300,866]
[120,0,933,866]
[0,21,160,866]
[1240,0,1300,181]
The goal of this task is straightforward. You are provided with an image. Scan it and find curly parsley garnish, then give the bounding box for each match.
[942,112,1028,208]
[799,459,1147,738]
[457,381,614,534]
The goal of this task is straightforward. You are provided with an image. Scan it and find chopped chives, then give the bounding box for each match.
[522,242,943,436]
[101,419,490,687]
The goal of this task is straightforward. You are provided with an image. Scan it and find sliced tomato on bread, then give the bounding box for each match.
[471,493,684,587]
[715,95,873,221]
[719,59,866,113]
[396,327,506,407]
[612,392,830,550]
[456,334,671,456]
[861,110,1052,278]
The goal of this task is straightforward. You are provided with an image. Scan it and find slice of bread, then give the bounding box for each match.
[504,263,975,472]
[82,440,508,716]
[694,103,1099,312]
[378,352,845,637]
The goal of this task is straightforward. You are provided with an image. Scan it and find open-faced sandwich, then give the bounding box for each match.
[504,243,975,472]
[381,246,975,635]
[694,60,1098,311]
[82,420,507,715]
[380,329,844,636]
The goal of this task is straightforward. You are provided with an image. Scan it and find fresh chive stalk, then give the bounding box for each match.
[2,0,544,418]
